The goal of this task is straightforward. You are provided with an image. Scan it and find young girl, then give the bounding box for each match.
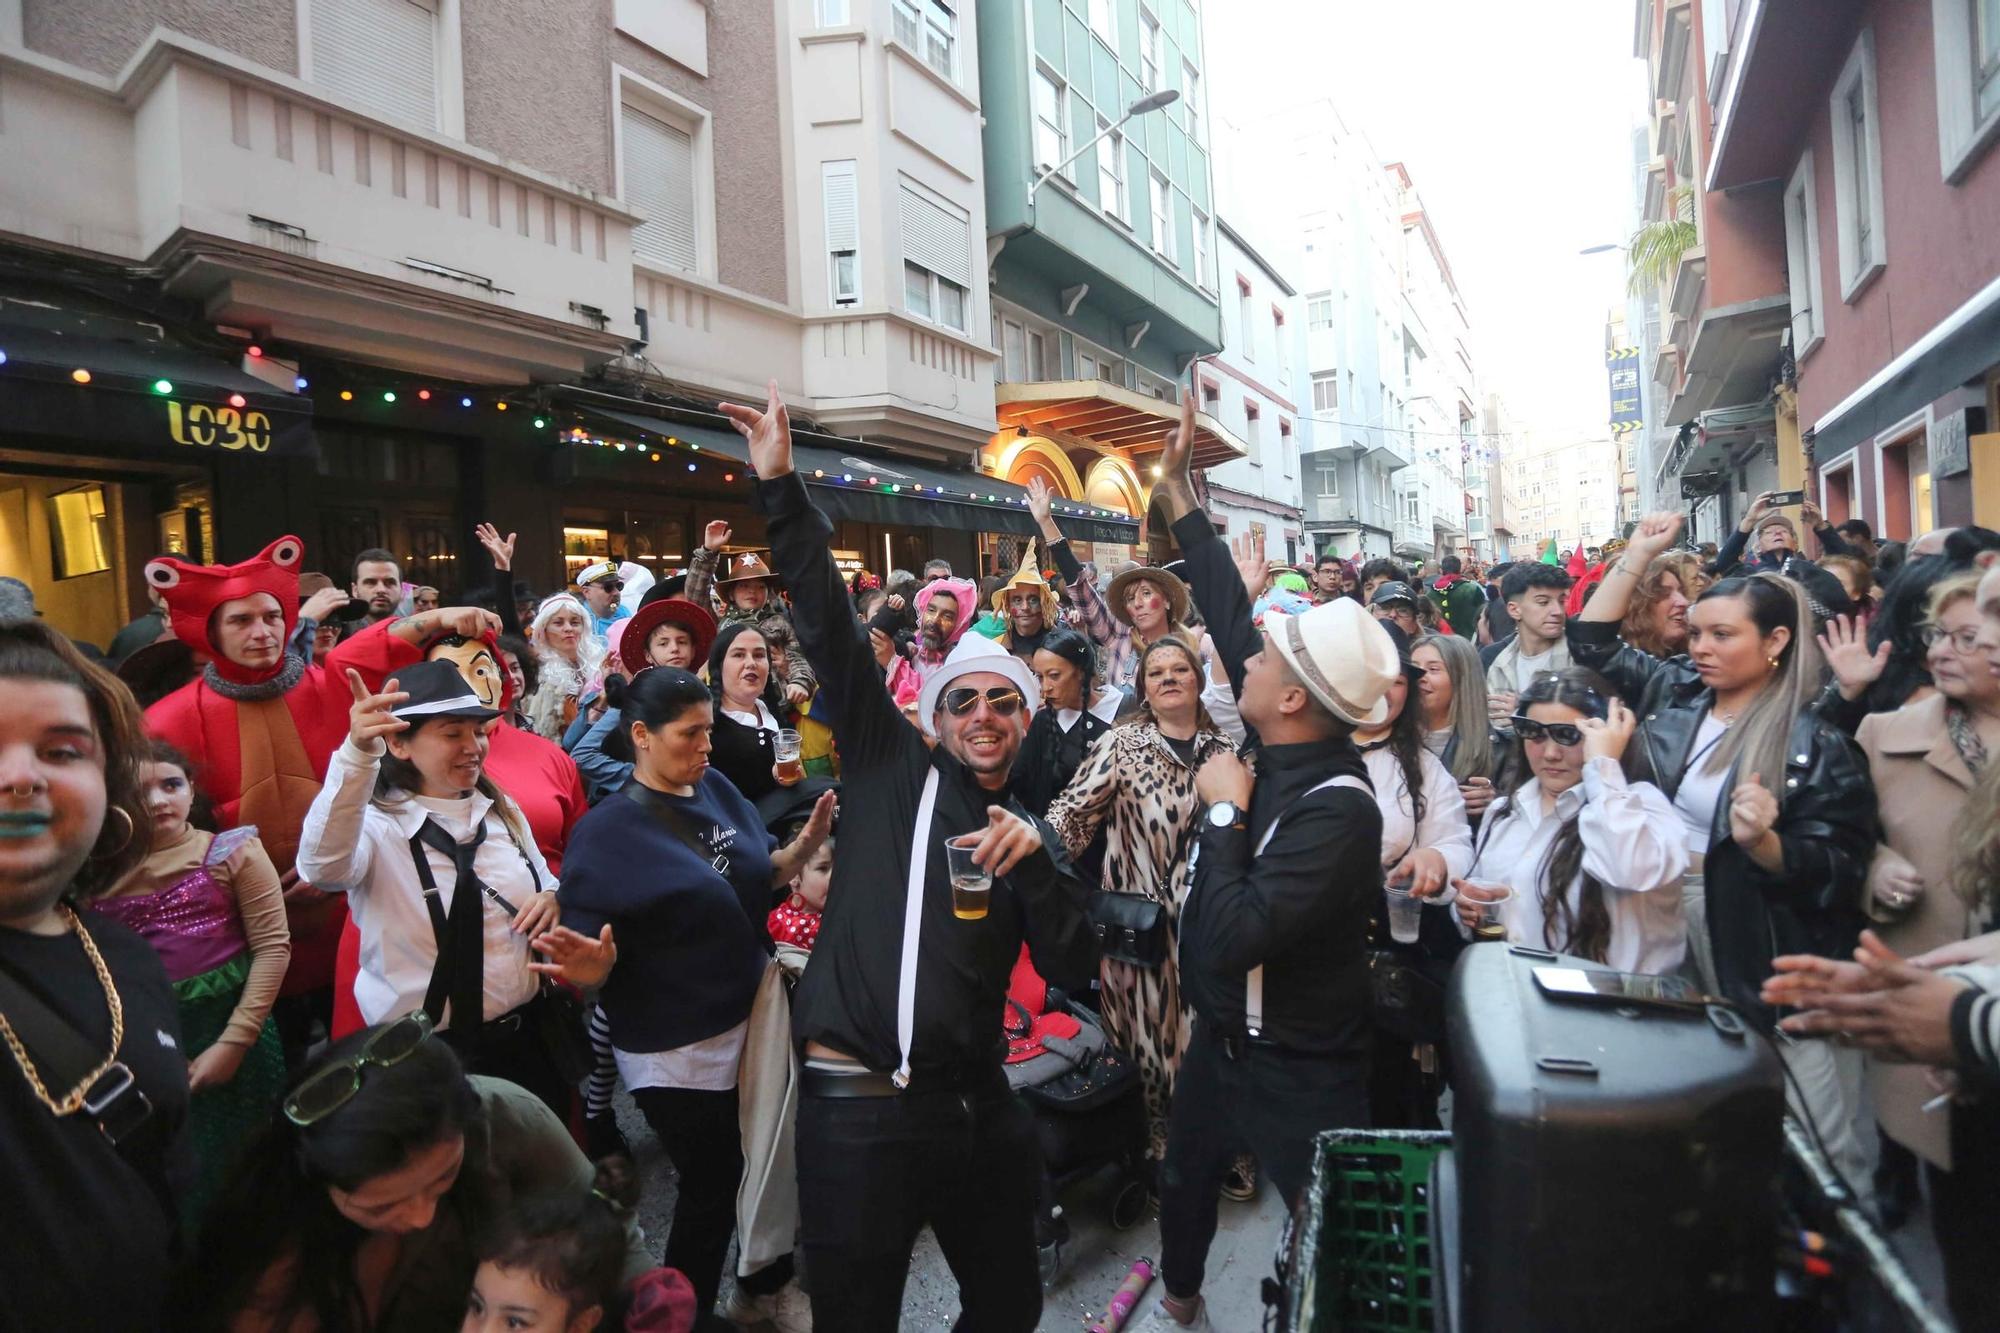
[768,835,833,952]
[90,739,290,1222]
[463,1158,644,1333]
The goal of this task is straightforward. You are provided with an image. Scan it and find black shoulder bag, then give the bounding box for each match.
[0,957,156,1147]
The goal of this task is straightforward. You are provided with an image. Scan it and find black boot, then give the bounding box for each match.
[584,1111,629,1160]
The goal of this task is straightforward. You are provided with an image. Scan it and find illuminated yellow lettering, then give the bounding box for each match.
[244,411,272,453]
[186,402,216,447]
[214,407,245,451]
[166,400,191,445]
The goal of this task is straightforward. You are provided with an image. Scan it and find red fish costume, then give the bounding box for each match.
[142,536,422,994]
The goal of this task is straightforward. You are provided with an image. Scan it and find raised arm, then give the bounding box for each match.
[1153,394,1260,693]
[1031,478,1119,649]
[725,383,911,771]
[686,521,728,613]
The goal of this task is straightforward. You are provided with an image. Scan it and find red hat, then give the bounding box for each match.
[620,597,718,675]
[144,535,304,685]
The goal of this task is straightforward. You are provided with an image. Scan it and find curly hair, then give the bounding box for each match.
[1619,552,1706,658]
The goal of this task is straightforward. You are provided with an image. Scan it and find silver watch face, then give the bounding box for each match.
[1208,801,1237,828]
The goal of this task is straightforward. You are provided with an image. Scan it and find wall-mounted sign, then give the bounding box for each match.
[1606,347,1643,431]
[166,400,275,453]
[1933,408,1971,479]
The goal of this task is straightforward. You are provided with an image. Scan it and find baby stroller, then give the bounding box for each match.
[1002,948,1150,1285]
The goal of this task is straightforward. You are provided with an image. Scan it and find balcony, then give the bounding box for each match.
[0,34,639,382]
[1666,292,1790,421]
[1654,0,1692,102]
[1705,0,1863,191]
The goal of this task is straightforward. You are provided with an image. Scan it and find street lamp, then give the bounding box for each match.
[1029,88,1181,207]
[1578,242,1627,256]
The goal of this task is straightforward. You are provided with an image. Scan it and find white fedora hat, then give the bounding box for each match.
[915,631,1041,737]
[1262,597,1399,728]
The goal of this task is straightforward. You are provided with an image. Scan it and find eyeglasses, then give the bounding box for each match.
[941,686,1025,717]
[1510,716,1586,747]
[283,1011,434,1127]
[595,580,625,593]
[1920,625,1982,654]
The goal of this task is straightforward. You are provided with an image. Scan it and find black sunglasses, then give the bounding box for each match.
[941,686,1025,717]
[1510,716,1586,746]
[283,1012,434,1126]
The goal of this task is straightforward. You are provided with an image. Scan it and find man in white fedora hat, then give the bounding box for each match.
[719,382,1095,1330]
[1137,393,1401,1333]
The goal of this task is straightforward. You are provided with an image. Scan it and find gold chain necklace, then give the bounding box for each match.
[0,904,125,1116]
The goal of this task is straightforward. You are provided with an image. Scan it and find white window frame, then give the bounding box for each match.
[1033,65,1071,180]
[1243,399,1262,464]
[1237,278,1255,362]
[905,262,969,333]
[1317,465,1341,499]
[1150,171,1176,261]
[1097,120,1128,224]
[1280,419,1295,478]
[823,159,861,308]
[1311,372,1338,412]
[1183,60,1202,143]
[1829,30,1887,301]
[1932,0,2000,179]
[613,68,717,282]
[893,0,958,82]
[1306,291,1334,330]
[1192,208,1212,290]
[1089,0,1116,47]
[1139,6,1162,90]
[1781,150,1826,358]
[298,0,464,136]
[1273,306,1289,382]
[816,0,850,24]
[900,178,972,334]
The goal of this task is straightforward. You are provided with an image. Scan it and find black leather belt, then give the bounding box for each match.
[800,1061,1000,1099]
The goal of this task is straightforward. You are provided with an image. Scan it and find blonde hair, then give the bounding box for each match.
[1410,633,1491,782]
[1696,573,1822,792]
[1925,570,1983,625]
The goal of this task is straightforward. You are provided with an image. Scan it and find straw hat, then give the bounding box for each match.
[991,541,1059,621]
[1105,565,1191,628]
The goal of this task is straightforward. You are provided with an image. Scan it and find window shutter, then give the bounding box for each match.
[624,105,697,272]
[823,161,859,251]
[310,0,438,129]
[899,185,970,287]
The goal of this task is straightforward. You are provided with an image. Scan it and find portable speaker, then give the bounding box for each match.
[1440,944,1785,1332]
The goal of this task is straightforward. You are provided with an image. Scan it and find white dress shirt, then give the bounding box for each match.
[298,738,554,1028]
[1362,745,1474,880]
[1466,757,1689,975]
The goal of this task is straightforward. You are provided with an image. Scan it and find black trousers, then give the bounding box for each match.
[444,997,572,1119]
[633,1086,745,1317]
[1932,1097,2000,1333]
[1156,1020,1370,1300]
[796,1074,1041,1331]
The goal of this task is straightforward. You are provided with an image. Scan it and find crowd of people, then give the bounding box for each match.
[6,380,2000,1332]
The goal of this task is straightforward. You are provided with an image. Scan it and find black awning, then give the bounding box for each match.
[576,405,1141,545]
[0,322,313,459]
[1810,287,2000,458]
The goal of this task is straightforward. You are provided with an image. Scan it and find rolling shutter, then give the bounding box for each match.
[898,183,970,286]
[309,0,439,130]
[623,104,697,272]
[824,161,859,251]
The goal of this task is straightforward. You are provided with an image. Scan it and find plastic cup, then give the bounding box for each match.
[1459,879,1514,942]
[946,834,991,921]
[773,729,804,785]
[1384,883,1422,944]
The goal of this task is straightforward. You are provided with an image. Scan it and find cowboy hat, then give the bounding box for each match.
[620,596,718,675]
[715,552,780,586]
[1105,565,1191,629]
[1262,596,1399,728]
[915,631,1041,738]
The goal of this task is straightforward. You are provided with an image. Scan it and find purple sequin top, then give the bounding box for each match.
[91,827,255,983]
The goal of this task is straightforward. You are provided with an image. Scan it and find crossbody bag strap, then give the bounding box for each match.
[0,951,153,1146]
[1245,774,1371,1038]
[621,783,731,875]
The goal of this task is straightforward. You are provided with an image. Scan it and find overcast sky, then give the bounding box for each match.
[1206,0,1649,446]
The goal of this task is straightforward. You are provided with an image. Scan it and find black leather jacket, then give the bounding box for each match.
[1567,620,1878,1028]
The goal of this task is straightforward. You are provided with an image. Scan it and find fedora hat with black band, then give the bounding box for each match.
[1262,597,1399,728]
[386,659,502,725]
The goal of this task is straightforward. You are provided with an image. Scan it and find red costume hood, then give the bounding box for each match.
[144,535,304,686]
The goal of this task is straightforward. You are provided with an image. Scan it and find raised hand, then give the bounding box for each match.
[529,925,617,990]
[1232,532,1269,598]
[1739,491,1777,534]
[1578,697,1636,764]
[1801,497,1824,529]
[718,379,794,479]
[300,586,351,624]
[1628,511,1685,561]
[1025,476,1061,540]
[474,522,517,571]
[703,520,733,552]
[346,668,409,748]
[430,606,504,641]
[869,627,897,668]
[1817,613,1889,702]
[1152,388,1200,525]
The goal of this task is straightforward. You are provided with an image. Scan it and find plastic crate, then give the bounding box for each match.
[1284,1129,1449,1332]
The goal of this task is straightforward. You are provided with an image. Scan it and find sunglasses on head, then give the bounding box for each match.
[941,686,1025,717]
[1510,716,1586,746]
[283,1011,433,1127]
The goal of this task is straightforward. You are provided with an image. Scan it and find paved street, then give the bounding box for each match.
[614,1090,1288,1330]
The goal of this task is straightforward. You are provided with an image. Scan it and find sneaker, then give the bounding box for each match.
[1135,1296,1213,1331]
[1221,1154,1258,1203]
[724,1280,813,1332]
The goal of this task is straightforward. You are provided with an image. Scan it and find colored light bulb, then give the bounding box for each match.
[152,379,174,395]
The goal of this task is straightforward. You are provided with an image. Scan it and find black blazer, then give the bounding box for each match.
[1567,619,1877,1027]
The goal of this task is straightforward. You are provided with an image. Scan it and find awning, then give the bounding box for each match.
[995,379,1248,469]
[1810,272,2000,459]
[577,406,1141,546]
[0,321,313,458]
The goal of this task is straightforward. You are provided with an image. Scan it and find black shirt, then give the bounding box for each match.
[760,472,1097,1074]
[0,910,190,1333]
[1168,510,1383,1057]
[708,705,778,803]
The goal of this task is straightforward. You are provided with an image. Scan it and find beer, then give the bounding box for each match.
[1473,921,1509,943]
[774,756,805,785]
[951,875,991,921]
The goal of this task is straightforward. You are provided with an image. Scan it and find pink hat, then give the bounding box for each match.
[915,577,978,647]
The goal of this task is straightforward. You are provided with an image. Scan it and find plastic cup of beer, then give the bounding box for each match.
[773,728,804,786]
[946,834,991,921]
[1384,883,1423,944]
[1459,879,1514,942]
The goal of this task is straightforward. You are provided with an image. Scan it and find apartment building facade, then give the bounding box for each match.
[1504,433,1622,557]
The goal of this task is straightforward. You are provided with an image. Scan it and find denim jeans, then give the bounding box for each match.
[795,1073,1041,1332]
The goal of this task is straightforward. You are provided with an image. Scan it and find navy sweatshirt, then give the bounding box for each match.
[559,773,777,1053]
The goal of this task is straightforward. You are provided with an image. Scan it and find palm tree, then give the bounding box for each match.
[1626,184,1697,296]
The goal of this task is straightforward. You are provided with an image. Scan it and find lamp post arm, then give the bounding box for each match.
[1029,110,1134,207]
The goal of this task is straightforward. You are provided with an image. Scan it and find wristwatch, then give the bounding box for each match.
[1205,801,1245,831]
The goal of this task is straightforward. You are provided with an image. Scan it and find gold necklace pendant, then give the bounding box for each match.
[0,904,127,1117]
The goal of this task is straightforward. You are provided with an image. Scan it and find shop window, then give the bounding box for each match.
[47,484,111,579]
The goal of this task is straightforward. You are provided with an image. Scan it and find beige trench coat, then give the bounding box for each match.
[1856,694,1988,1169]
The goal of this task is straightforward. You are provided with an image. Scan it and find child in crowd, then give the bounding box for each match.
[768,835,833,952]
[463,1159,665,1333]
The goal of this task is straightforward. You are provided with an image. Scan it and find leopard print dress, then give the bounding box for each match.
[1046,718,1234,1160]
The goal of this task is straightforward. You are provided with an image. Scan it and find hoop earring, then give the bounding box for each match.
[97,806,136,857]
